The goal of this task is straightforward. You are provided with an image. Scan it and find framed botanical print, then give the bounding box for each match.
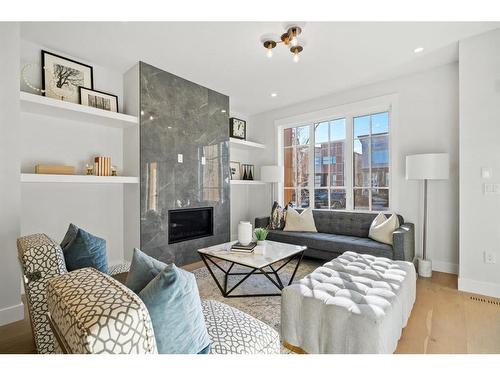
[229,117,246,140]
[79,87,119,112]
[42,50,93,104]
[230,161,241,180]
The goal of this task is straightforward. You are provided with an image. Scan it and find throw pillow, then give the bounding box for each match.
[283,207,318,232]
[368,213,400,245]
[61,223,108,273]
[126,248,167,294]
[138,264,211,354]
[269,201,287,230]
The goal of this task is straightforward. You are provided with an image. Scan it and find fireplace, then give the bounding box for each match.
[168,207,214,244]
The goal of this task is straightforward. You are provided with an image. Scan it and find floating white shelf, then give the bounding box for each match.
[20,173,139,184]
[20,92,138,129]
[230,180,266,185]
[229,138,265,150]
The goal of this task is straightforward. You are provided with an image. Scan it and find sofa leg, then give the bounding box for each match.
[282,340,308,354]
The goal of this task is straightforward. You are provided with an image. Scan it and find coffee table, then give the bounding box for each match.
[198,241,306,298]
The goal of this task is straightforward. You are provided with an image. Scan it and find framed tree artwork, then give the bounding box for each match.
[230,161,241,180]
[41,50,93,104]
[229,117,246,140]
[79,87,119,112]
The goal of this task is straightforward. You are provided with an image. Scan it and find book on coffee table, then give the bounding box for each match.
[230,242,256,253]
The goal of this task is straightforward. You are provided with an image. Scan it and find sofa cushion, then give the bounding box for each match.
[369,213,400,245]
[138,264,211,354]
[284,207,317,232]
[267,230,393,259]
[61,224,108,274]
[47,267,157,354]
[269,201,287,230]
[126,248,167,294]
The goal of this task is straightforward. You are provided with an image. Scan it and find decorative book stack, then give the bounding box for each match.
[230,242,257,253]
[94,156,112,176]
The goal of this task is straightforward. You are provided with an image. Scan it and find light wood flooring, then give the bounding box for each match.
[1,268,499,354]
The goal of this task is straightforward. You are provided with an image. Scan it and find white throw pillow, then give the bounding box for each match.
[368,212,400,245]
[283,207,318,232]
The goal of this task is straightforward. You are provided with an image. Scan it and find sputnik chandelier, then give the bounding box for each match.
[262,25,304,62]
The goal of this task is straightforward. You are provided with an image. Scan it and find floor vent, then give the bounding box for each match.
[469,296,500,306]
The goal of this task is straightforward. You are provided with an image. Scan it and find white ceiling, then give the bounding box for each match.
[21,22,499,115]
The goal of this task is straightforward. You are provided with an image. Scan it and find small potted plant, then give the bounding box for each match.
[254,228,268,247]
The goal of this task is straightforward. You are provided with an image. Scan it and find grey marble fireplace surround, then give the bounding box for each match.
[139,62,230,266]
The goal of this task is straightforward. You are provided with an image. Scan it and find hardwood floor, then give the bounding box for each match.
[1,270,499,354]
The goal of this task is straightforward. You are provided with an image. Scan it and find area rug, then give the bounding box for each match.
[193,257,322,352]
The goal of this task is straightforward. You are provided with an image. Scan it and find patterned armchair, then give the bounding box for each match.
[17,233,280,354]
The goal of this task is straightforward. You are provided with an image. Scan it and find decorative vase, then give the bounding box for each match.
[418,258,432,278]
[238,221,252,246]
[257,240,266,247]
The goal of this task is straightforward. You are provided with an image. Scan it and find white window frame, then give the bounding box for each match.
[275,94,398,213]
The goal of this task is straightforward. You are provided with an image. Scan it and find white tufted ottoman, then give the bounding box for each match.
[281,251,416,354]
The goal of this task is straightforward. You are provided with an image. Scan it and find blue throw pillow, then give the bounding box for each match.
[61,223,108,274]
[126,248,167,294]
[138,264,211,354]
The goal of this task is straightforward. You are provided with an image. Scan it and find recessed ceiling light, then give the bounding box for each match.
[167,126,172,129]
[149,115,154,120]
[271,93,278,97]
[414,47,424,54]
[140,110,144,116]
[221,109,226,113]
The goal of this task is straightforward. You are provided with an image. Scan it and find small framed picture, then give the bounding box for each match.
[229,117,246,140]
[230,161,241,180]
[79,87,119,112]
[42,50,93,103]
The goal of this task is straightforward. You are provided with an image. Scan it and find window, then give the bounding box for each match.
[313,119,346,210]
[353,112,390,211]
[283,126,310,208]
[282,110,390,211]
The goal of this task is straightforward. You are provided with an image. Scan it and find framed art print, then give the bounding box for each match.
[230,161,241,180]
[42,50,93,103]
[79,87,119,112]
[229,117,246,140]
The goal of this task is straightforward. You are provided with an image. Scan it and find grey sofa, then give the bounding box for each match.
[255,210,414,262]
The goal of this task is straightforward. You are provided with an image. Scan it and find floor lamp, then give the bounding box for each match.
[261,165,284,208]
[406,153,449,277]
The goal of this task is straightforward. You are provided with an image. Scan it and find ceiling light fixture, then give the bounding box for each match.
[262,25,304,62]
[414,47,424,53]
[271,93,278,97]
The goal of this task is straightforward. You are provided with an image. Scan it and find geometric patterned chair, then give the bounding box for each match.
[17,233,130,354]
[46,267,157,354]
[17,233,280,354]
[17,234,67,354]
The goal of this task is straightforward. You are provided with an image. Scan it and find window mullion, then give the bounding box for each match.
[368,116,372,211]
[347,115,353,210]
[309,124,315,209]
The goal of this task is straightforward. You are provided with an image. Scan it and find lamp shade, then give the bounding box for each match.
[406,153,449,180]
[260,165,284,183]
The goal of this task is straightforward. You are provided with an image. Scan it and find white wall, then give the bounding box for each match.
[459,28,500,297]
[0,23,23,325]
[19,38,130,267]
[229,112,269,239]
[248,63,460,273]
[20,39,124,112]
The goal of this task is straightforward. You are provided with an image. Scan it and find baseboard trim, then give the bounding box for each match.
[0,303,24,326]
[458,277,500,298]
[432,261,459,275]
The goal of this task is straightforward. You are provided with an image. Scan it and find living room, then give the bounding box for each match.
[1,1,500,372]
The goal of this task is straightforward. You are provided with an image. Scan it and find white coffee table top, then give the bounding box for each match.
[198,240,306,269]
